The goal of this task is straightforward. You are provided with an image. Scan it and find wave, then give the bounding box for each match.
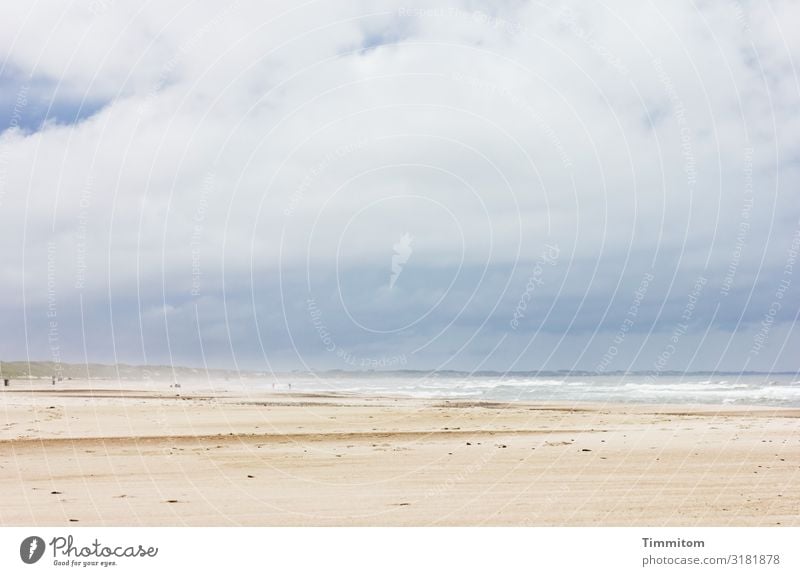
[271,375,800,407]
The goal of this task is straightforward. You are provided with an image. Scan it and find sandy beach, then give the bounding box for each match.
[1,380,798,526]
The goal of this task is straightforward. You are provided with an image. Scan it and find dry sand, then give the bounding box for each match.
[1,380,798,526]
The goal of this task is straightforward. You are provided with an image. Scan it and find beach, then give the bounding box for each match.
[1,380,798,526]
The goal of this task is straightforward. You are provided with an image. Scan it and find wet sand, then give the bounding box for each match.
[1,381,798,526]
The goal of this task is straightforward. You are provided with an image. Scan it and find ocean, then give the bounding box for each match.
[271,372,800,407]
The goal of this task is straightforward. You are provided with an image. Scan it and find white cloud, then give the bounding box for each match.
[0,0,797,370]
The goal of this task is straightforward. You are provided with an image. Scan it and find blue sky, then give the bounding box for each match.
[0,67,106,133]
[0,0,798,373]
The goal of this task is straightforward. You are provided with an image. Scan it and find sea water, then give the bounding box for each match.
[269,372,800,407]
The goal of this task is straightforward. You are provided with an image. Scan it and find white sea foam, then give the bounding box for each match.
[271,374,800,406]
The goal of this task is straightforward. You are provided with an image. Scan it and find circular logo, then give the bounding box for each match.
[20,536,46,564]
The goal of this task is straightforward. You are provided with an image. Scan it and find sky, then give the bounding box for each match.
[0,0,798,373]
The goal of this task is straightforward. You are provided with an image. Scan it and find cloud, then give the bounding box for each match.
[1,0,798,372]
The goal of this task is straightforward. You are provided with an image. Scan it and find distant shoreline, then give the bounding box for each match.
[3,375,799,409]
[1,360,796,380]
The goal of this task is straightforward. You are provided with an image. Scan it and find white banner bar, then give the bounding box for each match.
[2,528,797,575]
